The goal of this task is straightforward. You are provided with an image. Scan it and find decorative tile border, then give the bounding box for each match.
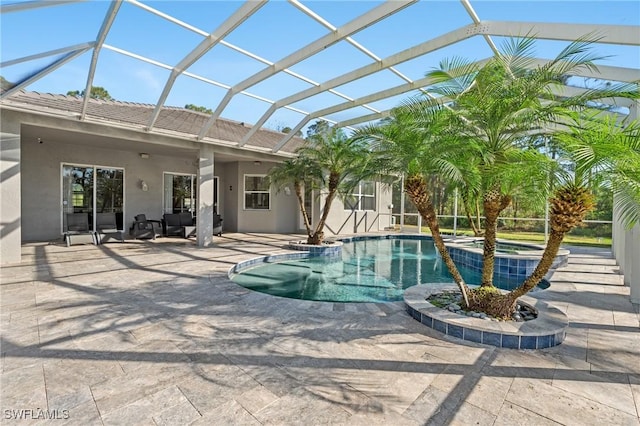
[404,284,568,349]
[445,238,569,286]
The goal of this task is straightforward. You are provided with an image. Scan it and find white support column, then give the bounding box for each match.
[453,188,458,237]
[197,145,215,246]
[1,129,22,264]
[400,176,405,231]
[616,100,639,304]
[612,201,625,273]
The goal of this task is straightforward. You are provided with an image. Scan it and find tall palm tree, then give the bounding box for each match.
[361,36,638,317]
[502,114,640,306]
[355,105,475,304]
[411,36,638,316]
[299,126,378,245]
[267,155,321,242]
[269,126,378,245]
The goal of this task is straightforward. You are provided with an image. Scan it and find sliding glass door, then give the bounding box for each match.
[164,173,195,214]
[62,164,124,232]
[163,173,219,215]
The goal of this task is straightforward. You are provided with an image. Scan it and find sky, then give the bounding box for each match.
[1,0,639,133]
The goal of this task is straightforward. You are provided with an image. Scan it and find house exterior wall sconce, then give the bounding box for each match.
[139,153,150,159]
[140,180,148,191]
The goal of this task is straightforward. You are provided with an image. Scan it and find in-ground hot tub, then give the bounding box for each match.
[444,238,570,289]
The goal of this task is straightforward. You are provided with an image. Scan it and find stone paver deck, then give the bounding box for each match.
[1,233,639,425]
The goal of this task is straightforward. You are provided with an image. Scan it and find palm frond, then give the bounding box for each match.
[495,35,538,74]
[543,34,608,76]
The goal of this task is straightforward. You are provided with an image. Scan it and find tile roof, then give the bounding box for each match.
[1,90,305,154]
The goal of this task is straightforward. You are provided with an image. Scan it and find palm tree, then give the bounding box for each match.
[355,105,475,304]
[269,126,378,245]
[363,36,639,317]
[267,155,321,242]
[301,126,379,244]
[503,114,640,305]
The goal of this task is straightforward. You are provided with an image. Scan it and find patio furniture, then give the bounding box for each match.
[95,212,124,243]
[213,213,223,236]
[163,212,196,238]
[64,213,97,247]
[130,214,162,240]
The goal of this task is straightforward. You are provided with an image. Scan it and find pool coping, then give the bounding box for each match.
[228,251,313,277]
[404,284,568,349]
[287,240,343,256]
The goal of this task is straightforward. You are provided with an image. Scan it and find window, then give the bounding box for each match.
[244,175,270,210]
[345,181,376,211]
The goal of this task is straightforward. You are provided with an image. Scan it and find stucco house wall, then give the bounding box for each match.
[234,161,299,234]
[319,182,394,237]
[1,93,394,264]
[20,128,205,241]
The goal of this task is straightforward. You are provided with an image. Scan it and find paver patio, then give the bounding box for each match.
[1,233,639,425]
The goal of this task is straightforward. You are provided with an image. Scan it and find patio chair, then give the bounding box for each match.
[163,212,196,238]
[130,214,162,240]
[95,212,124,244]
[64,213,97,247]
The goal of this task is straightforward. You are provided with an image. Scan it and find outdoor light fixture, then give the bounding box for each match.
[284,187,291,196]
[254,160,261,166]
[139,153,150,159]
[140,180,148,191]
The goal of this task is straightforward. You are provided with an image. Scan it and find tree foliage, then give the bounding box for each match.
[358,35,640,318]
[185,104,213,114]
[67,86,113,101]
[280,126,302,137]
[268,124,379,245]
[306,119,330,139]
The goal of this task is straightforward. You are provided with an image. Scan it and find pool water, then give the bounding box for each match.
[231,238,536,303]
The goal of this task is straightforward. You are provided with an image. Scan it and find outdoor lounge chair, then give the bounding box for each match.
[95,212,124,243]
[163,212,196,238]
[64,213,97,247]
[130,214,162,240]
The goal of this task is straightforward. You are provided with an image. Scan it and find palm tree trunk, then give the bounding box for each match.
[478,184,594,318]
[466,209,481,236]
[405,175,471,304]
[462,193,482,236]
[467,228,565,319]
[509,231,564,299]
[507,184,595,300]
[480,191,511,287]
[475,199,482,234]
[480,205,499,287]
[309,172,340,245]
[294,182,313,237]
[464,201,482,237]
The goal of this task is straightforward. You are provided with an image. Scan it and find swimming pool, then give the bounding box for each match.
[230,237,543,303]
